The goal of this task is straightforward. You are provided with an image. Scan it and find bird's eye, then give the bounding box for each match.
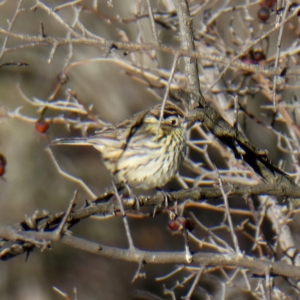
[169,117,178,125]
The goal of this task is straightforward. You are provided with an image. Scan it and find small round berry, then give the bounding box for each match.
[168,217,194,232]
[35,117,49,133]
[258,6,270,22]
[168,220,181,231]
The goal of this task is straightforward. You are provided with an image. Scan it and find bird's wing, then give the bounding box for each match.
[115,108,149,145]
[88,125,124,149]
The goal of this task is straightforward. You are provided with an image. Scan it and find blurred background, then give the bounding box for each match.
[1,0,300,299]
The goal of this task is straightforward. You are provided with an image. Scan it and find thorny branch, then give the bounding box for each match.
[1,181,300,260]
[1,225,300,278]
[1,0,300,298]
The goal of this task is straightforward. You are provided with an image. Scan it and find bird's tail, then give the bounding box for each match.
[51,137,91,146]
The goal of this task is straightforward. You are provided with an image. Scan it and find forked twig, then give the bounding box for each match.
[46,147,97,199]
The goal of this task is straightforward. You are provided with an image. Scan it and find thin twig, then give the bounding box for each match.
[112,182,135,250]
[45,148,97,199]
[272,0,292,106]
[216,167,241,254]
[54,189,78,239]
[158,53,179,129]
[0,0,24,61]
[184,266,205,300]
[145,0,159,44]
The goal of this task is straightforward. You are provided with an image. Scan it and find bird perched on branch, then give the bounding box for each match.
[52,102,188,190]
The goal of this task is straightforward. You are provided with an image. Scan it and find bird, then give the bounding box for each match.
[52,102,188,190]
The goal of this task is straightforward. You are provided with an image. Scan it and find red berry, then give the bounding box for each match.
[0,154,6,176]
[35,117,49,133]
[168,217,194,232]
[0,165,5,176]
[168,220,181,231]
[258,6,270,22]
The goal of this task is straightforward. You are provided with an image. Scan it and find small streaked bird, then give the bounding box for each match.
[52,102,188,190]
